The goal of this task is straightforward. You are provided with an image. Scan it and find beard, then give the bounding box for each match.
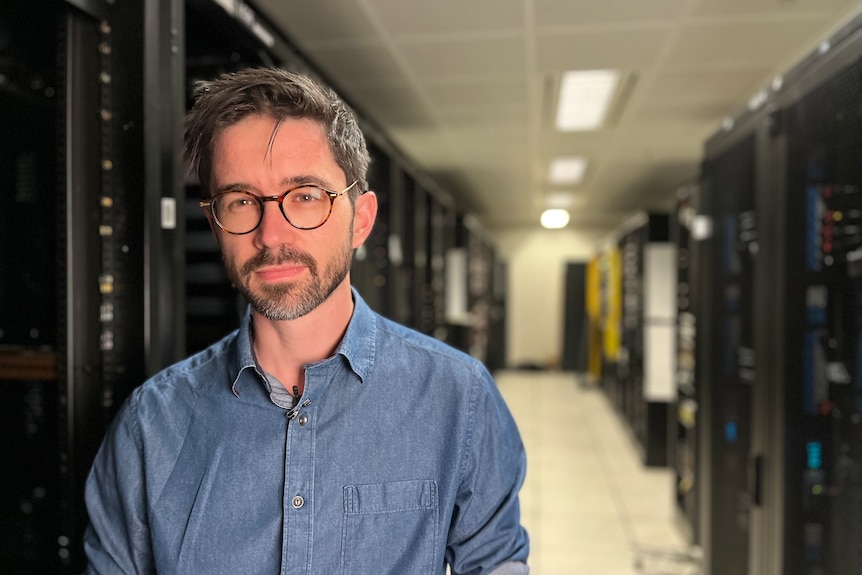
[224,239,353,322]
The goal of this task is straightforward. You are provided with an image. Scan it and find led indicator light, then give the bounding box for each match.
[725,422,738,443]
[806,442,822,469]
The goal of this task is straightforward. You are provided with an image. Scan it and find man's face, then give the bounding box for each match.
[209,115,359,321]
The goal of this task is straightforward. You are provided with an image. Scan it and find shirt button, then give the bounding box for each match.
[298,413,309,426]
[292,495,304,509]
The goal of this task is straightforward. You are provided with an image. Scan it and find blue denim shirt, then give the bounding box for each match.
[84,291,529,574]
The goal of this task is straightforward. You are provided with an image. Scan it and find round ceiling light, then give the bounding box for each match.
[540,209,570,229]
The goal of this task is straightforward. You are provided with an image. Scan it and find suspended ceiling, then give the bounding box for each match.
[248,0,862,234]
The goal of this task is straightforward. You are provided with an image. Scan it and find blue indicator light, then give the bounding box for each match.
[724,422,738,443]
[806,442,822,470]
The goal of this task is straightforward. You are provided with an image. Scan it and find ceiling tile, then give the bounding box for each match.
[425,80,526,111]
[534,0,687,26]
[667,18,832,68]
[642,68,770,111]
[693,0,853,18]
[444,123,529,150]
[397,37,526,79]
[348,85,435,128]
[368,0,523,36]
[257,1,379,46]
[303,44,403,85]
[536,28,669,72]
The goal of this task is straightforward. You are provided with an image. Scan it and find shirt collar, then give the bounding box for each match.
[231,307,259,396]
[231,287,376,396]
[335,287,376,383]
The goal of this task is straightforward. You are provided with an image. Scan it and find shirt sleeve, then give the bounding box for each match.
[83,394,156,574]
[488,562,530,575]
[446,363,530,575]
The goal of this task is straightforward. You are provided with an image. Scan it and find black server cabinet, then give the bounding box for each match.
[619,220,645,441]
[673,183,699,542]
[466,219,497,364]
[387,166,413,326]
[2,3,72,571]
[428,190,456,341]
[486,259,508,373]
[447,215,496,361]
[698,125,760,575]
[562,262,587,373]
[749,16,862,574]
[444,215,470,354]
[2,0,186,570]
[96,0,187,389]
[413,185,434,335]
[615,213,672,467]
[699,15,862,573]
[352,141,393,316]
[398,172,419,329]
[413,182,458,340]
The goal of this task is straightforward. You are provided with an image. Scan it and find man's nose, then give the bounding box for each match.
[255,197,298,247]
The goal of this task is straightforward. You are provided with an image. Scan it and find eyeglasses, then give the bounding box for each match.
[200,180,359,234]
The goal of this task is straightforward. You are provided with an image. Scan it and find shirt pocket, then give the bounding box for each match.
[341,479,439,575]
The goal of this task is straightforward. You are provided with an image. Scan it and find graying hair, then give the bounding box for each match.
[184,67,369,201]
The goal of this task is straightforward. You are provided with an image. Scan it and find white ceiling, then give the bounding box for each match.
[250,0,862,234]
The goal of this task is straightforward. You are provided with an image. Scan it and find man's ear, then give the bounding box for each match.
[352,191,378,249]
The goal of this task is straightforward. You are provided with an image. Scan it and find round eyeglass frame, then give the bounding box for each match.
[200,180,359,234]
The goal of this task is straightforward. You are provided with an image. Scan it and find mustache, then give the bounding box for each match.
[241,246,317,276]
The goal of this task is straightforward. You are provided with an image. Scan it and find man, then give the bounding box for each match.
[83,67,529,574]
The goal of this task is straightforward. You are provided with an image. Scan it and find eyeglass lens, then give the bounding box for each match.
[212,187,331,233]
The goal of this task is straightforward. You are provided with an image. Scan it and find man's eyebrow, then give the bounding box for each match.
[213,182,258,195]
[280,175,332,189]
[212,176,333,196]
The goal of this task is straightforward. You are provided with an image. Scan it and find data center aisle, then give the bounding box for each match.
[496,370,691,574]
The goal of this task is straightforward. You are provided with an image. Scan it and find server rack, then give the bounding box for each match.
[562,262,587,373]
[695,11,862,574]
[398,172,420,329]
[586,256,603,384]
[754,14,862,574]
[2,4,75,571]
[446,214,498,363]
[486,258,508,373]
[412,184,434,334]
[353,141,394,315]
[2,0,187,570]
[698,117,763,575]
[616,213,674,467]
[600,245,623,400]
[429,188,457,341]
[386,166,413,326]
[672,181,701,543]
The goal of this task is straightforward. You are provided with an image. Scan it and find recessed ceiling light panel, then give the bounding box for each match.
[549,157,587,185]
[556,69,619,131]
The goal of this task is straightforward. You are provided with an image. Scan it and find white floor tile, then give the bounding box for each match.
[495,370,694,573]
